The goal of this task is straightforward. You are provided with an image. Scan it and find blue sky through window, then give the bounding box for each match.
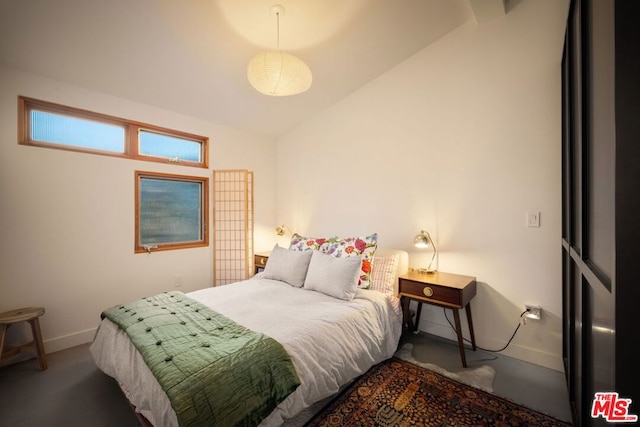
[139,131,201,162]
[31,110,125,152]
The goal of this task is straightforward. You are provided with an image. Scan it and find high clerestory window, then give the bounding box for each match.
[18,96,209,168]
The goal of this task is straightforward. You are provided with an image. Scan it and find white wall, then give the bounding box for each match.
[0,65,277,353]
[277,0,569,370]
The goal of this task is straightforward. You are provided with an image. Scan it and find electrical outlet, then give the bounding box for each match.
[524,305,542,320]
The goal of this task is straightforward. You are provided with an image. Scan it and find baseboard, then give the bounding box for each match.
[44,327,97,354]
[417,320,564,373]
[496,341,565,373]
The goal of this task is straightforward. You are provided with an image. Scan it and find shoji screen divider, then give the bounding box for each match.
[212,169,254,286]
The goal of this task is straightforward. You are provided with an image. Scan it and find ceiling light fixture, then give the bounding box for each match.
[247,4,312,96]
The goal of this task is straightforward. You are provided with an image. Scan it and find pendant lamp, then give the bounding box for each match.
[247,5,312,96]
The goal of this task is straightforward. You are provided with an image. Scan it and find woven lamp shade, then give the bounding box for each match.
[247,50,312,96]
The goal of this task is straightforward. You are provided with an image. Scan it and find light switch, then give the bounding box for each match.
[527,212,540,228]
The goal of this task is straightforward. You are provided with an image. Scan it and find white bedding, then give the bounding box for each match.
[90,276,403,426]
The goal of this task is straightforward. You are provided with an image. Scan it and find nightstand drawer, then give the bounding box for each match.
[399,278,461,306]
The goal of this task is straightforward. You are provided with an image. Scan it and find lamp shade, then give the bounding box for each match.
[275,224,290,236]
[247,50,312,96]
[414,232,430,249]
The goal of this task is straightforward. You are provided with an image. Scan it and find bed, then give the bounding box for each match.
[90,240,408,427]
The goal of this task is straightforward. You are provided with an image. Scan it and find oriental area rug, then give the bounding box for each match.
[305,357,572,427]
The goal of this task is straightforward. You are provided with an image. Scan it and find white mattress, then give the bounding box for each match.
[90,277,403,426]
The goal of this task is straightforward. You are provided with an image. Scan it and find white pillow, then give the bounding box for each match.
[262,244,313,287]
[304,250,362,300]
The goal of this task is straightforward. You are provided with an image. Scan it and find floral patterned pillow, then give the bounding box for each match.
[289,233,333,252]
[323,233,378,289]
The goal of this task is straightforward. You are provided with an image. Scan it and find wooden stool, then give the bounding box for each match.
[0,307,47,371]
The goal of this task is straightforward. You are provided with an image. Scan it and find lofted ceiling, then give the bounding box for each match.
[0,0,506,138]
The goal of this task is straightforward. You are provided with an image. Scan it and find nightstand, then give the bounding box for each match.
[254,251,270,275]
[398,270,477,367]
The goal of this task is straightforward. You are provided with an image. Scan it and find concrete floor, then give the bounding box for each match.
[399,331,573,424]
[0,330,573,426]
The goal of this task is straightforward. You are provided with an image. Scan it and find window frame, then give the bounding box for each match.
[18,96,209,168]
[134,171,209,253]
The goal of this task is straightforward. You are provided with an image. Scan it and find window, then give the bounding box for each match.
[30,109,126,153]
[135,171,209,253]
[19,96,208,168]
[139,130,203,163]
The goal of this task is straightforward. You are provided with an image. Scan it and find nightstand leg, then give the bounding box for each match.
[401,297,414,331]
[452,309,467,368]
[465,303,476,351]
[414,302,423,333]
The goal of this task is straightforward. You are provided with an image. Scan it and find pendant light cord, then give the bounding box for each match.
[276,12,280,49]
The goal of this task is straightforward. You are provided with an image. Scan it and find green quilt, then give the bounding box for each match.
[101,291,300,427]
